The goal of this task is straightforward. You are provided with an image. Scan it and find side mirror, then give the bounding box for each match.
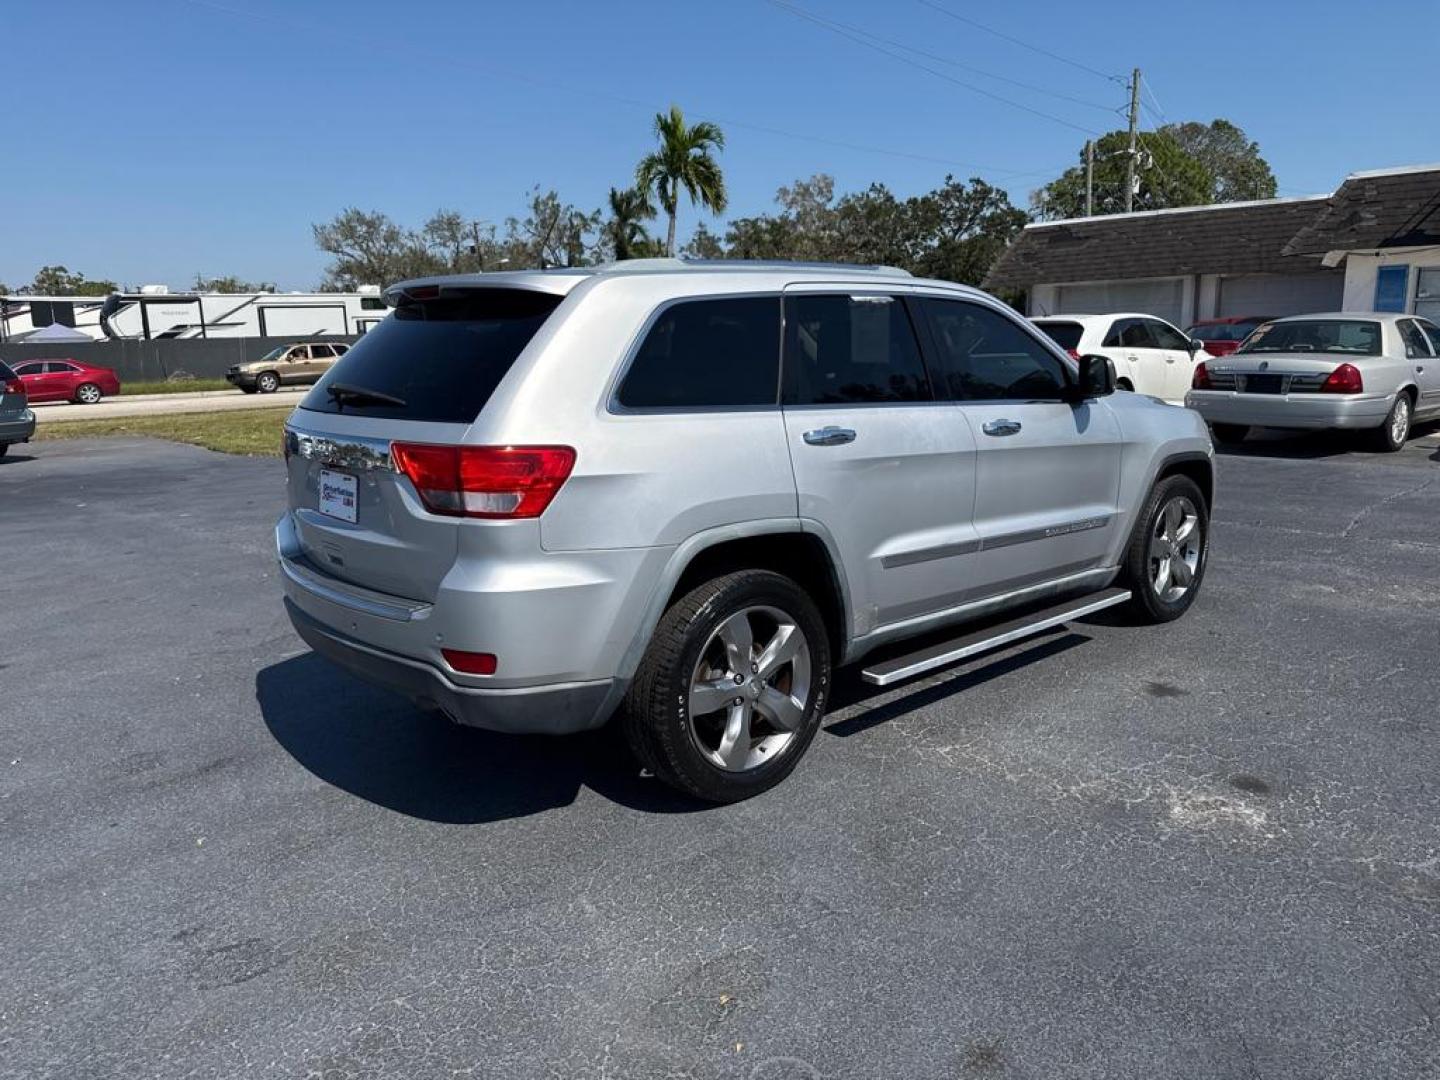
[1188,337,1207,355]
[1071,353,1116,401]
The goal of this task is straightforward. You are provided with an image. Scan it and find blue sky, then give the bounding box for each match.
[6,0,1436,291]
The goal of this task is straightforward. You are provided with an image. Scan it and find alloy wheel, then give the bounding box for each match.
[1391,397,1411,446]
[77,384,101,404]
[687,606,811,773]
[1149,496,1201,603]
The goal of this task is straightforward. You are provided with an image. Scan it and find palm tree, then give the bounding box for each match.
[606,186,656,261]
[635,105,728,257]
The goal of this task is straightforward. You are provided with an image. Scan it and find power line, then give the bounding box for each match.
[915,0,1125,85]
[767,1,1117,113]
[1140,74,1170,127]
[171,0,1055,179]
[769,0,1102,136]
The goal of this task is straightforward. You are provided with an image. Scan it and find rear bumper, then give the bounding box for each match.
[1184,390,1391,430]
[0,410,36,443]
[284,599,617,734]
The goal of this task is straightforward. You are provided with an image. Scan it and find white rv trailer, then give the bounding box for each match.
[0,286,388,342]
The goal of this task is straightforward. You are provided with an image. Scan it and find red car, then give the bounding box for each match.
[11,358,122,404]
[1185,316,1276,357]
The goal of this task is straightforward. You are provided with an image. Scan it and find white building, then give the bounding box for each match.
[985,164,1440,328]
[0,286,388,343]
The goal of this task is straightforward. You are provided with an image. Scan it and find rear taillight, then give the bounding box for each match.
[390,443,576,519]
[2,378,22,395]
[1320,363,1363,394]
[1192,362,1213,390]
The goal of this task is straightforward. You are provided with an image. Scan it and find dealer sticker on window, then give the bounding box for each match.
[318,468,358,523]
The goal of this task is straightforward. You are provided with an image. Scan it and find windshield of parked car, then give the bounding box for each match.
[1237,320,1381,356]
[1189,321,1261,342]
[1033,321,1083,351]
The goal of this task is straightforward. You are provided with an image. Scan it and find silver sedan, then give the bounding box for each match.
[1185,312,1440,451]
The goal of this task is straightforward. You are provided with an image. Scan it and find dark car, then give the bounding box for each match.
[0,361,37,456]
[12,358,122,403]
[1186,316,1276,357]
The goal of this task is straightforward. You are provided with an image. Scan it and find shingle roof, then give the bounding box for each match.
[1282,165,1440,256]
[983,196,1332,291]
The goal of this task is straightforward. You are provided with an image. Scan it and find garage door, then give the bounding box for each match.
[1216,273,1343,318]
[1055,278,1184,324]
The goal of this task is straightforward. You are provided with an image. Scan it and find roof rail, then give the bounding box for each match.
[594,257,913,276]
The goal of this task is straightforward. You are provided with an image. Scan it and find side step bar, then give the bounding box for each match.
[860,587,1131,687]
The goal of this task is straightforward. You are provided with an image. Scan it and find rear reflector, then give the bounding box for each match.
[442,648,497,675]
[2,378,22,395]
[1192,361,1212,390]
[391,443,576,519]
[1320,363,1364,394]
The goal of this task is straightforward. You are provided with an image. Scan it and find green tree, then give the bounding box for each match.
[422,210,501,273]
[907,176,1029,285]
[500,188,603,269]
[23,265,118,296]
[604,186,657,261]
[1161,119,1277,203]
[680,222,725,260]
[636,105,728,257]
[312,208,443,289]
[1032,129,1214,220]
[192,274,275,293]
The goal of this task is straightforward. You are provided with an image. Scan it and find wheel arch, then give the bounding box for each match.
[1154,451,1214,515]
[616,521,852,685]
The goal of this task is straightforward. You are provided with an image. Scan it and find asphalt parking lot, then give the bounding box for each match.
[4,430,1439,1080]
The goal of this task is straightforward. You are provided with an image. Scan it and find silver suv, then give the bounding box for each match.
[277,260,1214,802]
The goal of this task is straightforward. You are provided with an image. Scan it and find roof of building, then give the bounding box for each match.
[1282,165,1440,256]
[983,196,1333,291]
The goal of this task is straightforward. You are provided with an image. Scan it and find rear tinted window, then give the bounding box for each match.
[1238,319,1380,356]
[1034,321,1083,351]
[617,297,780,409]
[299,289,561,422]
[782,294,931,405]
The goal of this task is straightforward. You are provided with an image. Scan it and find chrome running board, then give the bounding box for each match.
[860,587,1131,687]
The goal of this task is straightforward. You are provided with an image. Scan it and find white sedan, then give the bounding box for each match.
[1032,313,1207,403]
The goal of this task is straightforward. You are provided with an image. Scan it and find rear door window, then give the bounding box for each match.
[919,298,1069,401]
[617,296,780,409]
[300,288,563,422]
[782,294,931,405]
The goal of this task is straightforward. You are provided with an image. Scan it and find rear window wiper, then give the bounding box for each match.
[326,382,407,409]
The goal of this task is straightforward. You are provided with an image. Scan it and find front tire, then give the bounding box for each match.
[256,371,281,394]
[1371,393,1411,452]
[1211,423,1249,446]
[1119,475,1209,624]
[75,382,103,404]
[622,570,831,803]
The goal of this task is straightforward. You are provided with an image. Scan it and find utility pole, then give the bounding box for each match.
[1084,139,1094,217]
[1124,67,1141,213]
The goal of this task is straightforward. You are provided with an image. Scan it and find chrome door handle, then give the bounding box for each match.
[803,426,856,446]
[982,419,1023,437]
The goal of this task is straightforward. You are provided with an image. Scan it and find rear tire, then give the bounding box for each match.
[1119,474,1209,624]
[1210,423,1249,445]
[75,382,103,404]
[1371,393,1411,452]
[622,570,831,803]
[256,371,281,394]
